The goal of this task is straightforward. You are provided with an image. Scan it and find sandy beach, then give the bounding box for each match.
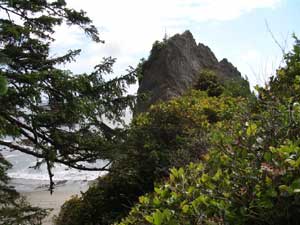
[24,190,77,225]
[4,150,105,224]
[13,179,90,225]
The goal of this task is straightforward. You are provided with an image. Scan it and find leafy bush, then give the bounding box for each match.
[54,196,84,225]
[55,91,242,225]
[119,106,300,224]
[117,40,300,225]
[194,70,224,97]
[195,70,251,98]
[148,41,167,62]
[267,35,300,102]
[56,36,300,225]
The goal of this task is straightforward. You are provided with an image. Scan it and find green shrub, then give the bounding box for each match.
[194,70,224,97]
[118,39,300,225]
[54,196,84,225]
[118,98,300,225]
[195,70,251,98]
[55,91,242,225]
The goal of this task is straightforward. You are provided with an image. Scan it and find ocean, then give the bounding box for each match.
[2,149,107,192]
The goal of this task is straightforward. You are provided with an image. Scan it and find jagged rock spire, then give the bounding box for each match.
[135,30,248,113]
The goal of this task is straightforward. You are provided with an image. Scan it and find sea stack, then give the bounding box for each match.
[135,30,249,113]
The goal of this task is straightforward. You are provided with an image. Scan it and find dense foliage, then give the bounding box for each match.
[117,39,300,225]
[1,43,47,225]
[1,1,299,225]
[54,88,244,225]
[0,0,135,224]
[195,69,251,98]
[0,0,135,193]
[194,70,225,97]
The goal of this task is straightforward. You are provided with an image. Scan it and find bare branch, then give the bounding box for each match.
[265,20,286,56]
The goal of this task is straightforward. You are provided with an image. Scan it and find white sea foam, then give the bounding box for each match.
[2,149,108,181]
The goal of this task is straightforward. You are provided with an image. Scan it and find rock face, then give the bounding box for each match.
[136,30,249,113]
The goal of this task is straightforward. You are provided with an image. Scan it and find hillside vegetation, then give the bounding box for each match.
[1,1,300,224]
[117,37,300,225]
[55,38,300,225]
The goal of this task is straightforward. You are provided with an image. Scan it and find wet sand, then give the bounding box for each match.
[17,180,90,225]
[24,190,78,225]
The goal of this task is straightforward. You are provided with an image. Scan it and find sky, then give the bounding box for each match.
[51,0,300,93]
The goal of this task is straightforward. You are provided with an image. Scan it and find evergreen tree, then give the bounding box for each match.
[0,51,47,225]
[0,0,135,194]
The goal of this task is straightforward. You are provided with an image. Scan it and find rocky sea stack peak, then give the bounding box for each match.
[136,30,249,113]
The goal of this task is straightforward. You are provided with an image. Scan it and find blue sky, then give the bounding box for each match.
[52,0,300,92]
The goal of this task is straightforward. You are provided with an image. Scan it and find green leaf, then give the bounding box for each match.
[201,174,209,183]
[153,210,163,225]
[145,215,154,223]
[153,197,161,206]
[170,168,179,178]
[279,185,293,194]
[291,178,300,190]
[264,152,272,162]
[212,169,222,181]
[182,204,189,213]
[178,168,184,177]
[265,176,272,186]
[246,123,257,136]
[266,188,277,197]
[139,196,150,205]
[259,199,273,209]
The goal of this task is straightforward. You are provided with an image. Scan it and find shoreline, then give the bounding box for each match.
[12,179,90,225]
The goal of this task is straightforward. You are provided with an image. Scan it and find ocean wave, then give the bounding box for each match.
[2,149,108,181]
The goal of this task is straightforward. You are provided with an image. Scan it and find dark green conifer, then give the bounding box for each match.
[0,1,136,222]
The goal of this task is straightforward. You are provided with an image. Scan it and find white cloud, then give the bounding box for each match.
[52,0,282,90]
